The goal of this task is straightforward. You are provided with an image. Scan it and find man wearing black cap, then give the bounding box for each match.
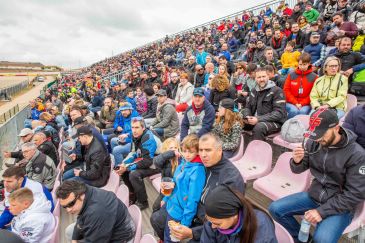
[303,22,326,46]
[269,108,365,243]
[303,32,326,68]
[150,89,179,139]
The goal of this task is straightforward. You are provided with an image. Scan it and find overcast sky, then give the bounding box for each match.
[0,0,269,69]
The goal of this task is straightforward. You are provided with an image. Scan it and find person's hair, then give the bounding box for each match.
[212,74,230,91]
[2,166,26,179]
[8,188,34,204]
[152,83,161,89]
[180,72,189,80]
[332,11,343,19]
[70,105,83,114]
[126,88,133,95]
[215,109,243,134]
[255,67,268,74]
[21,142,37,151]
[246,63,258,74]
[51,106,60,115]
[34,132,47,140]
[236,62,246,72]
[286,40,295,48]
[264,65,276,73]
[299,52,312,64]
[264,47,273,54]
[136,86,143,92]
[339,36,352,45]
[323,56,341,75]
[199,132,223,149]
[161,137,180,174]
[56,180,87,200]
[39,112,53,122]
[181,134,199,152]
[144,86,155,96]
[131,117,146,129]
[74,100,85,106]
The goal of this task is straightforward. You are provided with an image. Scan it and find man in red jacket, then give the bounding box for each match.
[283,53,318,118]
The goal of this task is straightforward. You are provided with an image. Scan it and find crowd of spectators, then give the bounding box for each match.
[1,0,365,242]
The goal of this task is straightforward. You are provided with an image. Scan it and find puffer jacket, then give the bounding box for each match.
[113,109,140,144]
[150,99,180,138]
[310,73,348,111]
[79,137,111,187]
[212,120,242,151]
[242,81,287,125]
[283,66,317,106]
[290,128,365,219]
[11,196,55,243]
[164,157,206,227]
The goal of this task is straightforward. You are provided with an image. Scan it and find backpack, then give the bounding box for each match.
[280,117,306,143]
[350,69,365,96]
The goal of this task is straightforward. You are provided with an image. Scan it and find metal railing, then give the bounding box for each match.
[0,80,31,100]
[0,104,20,124]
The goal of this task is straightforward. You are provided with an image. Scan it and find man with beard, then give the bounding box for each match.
[269,108,365,243]
[253,39,267,64]
[330,12,359,40]
[290,4,304,22]
[166,72,180,99]
[193,65,206,88]
[288,23,306,50]
[271,29,287,56]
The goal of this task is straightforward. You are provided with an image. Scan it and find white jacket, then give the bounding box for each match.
[175,82,194,105]
[11,196,55,243]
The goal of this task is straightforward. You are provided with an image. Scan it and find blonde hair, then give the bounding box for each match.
[212,74,230,92]
[181,134,199,152]
[8,188,34,204]
[39,112,54,122]
[323,56,341,75]
[161,137,180,174]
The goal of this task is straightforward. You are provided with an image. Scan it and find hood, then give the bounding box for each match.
[295,65,314,75]
[330,127,358,149]
[23,196,52,215]
[208,156,230,173]
[254,80,276,91]
[157,98,176,111]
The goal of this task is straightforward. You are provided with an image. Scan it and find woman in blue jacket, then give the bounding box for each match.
[201,185,278,243]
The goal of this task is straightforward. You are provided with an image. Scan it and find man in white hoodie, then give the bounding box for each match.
[9,188,55,243]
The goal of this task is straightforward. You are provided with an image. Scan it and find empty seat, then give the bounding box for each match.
[229,135,244,162]
[253,152,312,201]
[273,115,310,150]
[128,205,142,243]
[141,234,157,243]
[53,200,60,217]
[274,221,294,243]
[101,171,120,193]
[152,176,162,192]
[116,184,129,207]
[233,140,272,182]
[149,173,161,180]
[346,94,358,112]
[51,179,61,202]
[50,216,60,243]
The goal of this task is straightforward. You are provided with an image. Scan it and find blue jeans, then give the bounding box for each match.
[286,104,311,119]
[269,192,353,243]
[112,141,132,165]
[63,169,76,180]
[152,127,164,138]
[164,213,180,243]
[310,108,345,119]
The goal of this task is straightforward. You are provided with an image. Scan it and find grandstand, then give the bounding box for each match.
[1,0,365,242]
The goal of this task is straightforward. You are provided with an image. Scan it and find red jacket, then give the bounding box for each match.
[283,66,317,106]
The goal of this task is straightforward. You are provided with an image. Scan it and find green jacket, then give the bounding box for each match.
[310,73,348,111]
[303,9,320,23]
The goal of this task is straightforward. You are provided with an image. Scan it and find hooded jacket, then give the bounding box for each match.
[164,157,206,227]
[72,186,135,243]
[283,66,317,106]
[11,196,55,243]
[113,109,140,144]
[310,73,348,111]
[343,104,365,148]
[142,96,158,119]
[290,128,365,219]
[38,140,59,166]
[242,81,287,125]
[150,99,180,138]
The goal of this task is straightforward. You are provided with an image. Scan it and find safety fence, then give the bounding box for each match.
[0,80,31,100]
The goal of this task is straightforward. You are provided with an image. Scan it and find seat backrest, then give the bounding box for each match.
[274,221,294,243]
[229,135,244,162]
[50,216,60,243]
[347,94,358,112]
[128,205,142,243]
[344,202,365,233]
[116,184,129,207]
[51,180,61,201]
[53,200,60,217]
[102,171,120,193]
[242,140,272,165]
[141,234,157,243]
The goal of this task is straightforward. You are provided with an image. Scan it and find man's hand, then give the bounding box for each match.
[304,209,322,224]
[116,164,127,175]
[118,134,128,142]
[170,224,193,240]
[69,154,77,161]
[343,68,353,77]
[74,168,82,177]
[292,147,305,164]
[338,30,346,37]
[317,104,329,110]
[296,104,302,109]
[116,126,123,132]
[3,152,11,158]
[247,116,258,125]
[160,201,165,208]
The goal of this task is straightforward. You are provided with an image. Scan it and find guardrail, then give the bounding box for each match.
[0,80,31,100]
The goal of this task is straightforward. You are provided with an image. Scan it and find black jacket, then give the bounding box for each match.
[191,157,245,241]
[153,150,176,178]
[166,81,179,100]
[72,186,135,243]
[210,86,237,111]
[291,128,365,219]
[142,96,157,119]
[343,104,365,148]
[79,137,111,187]
[242,81,287,125]
[38,140,59,166]
[288,30,306,50]
[333,51,365,72]
[193,72,206,88]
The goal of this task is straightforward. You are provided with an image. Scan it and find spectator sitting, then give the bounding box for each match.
[242,67,287,140]
[283,53,317,119]
[58,180,136,243]
[32,132,59,166]
[135,86,148,114]
[142,86,158,125]
[269,108,365,243]
[96,97,117,129]
[328,12,358,42]
[201,185,277,243]
[310,56,348,119]
[175,72,194,113]
[80,104,95,120]
[209,75,237,112]
[288,23,306,50]
[303,21,327,47]
[21,142,56,190]
[218,43,231,61]
[150,89,180,139]
[49,106,67,129]
[63,126,111,187]
[212,98,243,158]
[342,104,365,149]
[253,39,267,64]
[51,94,63,111]
[88,89,104,113]
[259,47,282,71]
[152,137,180,211]
[9,188,55,243]
[303,2,320,23]
[115,117,159,210]
[193,65,206,88]
[180,88,215,141]
[218,55,236,76]
[3,128,34,167]
[0,166,54,229]
[303,32,327,69]
[280,41,301,75]
[196,45,208,66]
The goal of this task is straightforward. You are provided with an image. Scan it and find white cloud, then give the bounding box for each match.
[0,0,269,69]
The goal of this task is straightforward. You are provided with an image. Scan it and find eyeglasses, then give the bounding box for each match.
[62,195,80,209]
[328,65,339,69]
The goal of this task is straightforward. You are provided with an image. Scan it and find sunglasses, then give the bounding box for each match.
[62,195,80,209]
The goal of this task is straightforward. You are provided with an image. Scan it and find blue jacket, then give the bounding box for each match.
[200,210,277,243]
[91,95,103,108]
[113,110,139,144]
[303,43,325,65]
[31,108,41,120]
[164,159,206,227]
[126,97,137,111]
[343,104,365,148]
[196,51,209,66]
[218,50,231,61]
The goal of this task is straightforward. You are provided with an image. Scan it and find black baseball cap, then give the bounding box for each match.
[156,89,167,96]
[219,98,236,112]
[305,108,339,140]
[73,116,87,127]
[76,126,92,136]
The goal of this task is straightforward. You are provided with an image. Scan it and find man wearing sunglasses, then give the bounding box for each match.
[58,180,135,243]
[269,108,365,243]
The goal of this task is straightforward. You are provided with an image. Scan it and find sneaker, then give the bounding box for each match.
[135,201,149,210]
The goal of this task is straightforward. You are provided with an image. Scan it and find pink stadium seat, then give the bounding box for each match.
[273,115,310,150]
[129,205,142,243]
[343,202,365,235]
[116,184,129,207]
[346,94,357,112]
[101,171,120,193]
[233,140,272,182]
[50,216,60,243]
[152,176,162,192]
[253,152,312,201]
[51,179,61,202]
[141,234,157,243]
[274,221,294,243]
[149,173,161,180]
[53,200,60,217]
[229,135,244,162]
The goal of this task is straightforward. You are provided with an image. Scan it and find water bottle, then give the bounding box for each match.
[298,219,311,242]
